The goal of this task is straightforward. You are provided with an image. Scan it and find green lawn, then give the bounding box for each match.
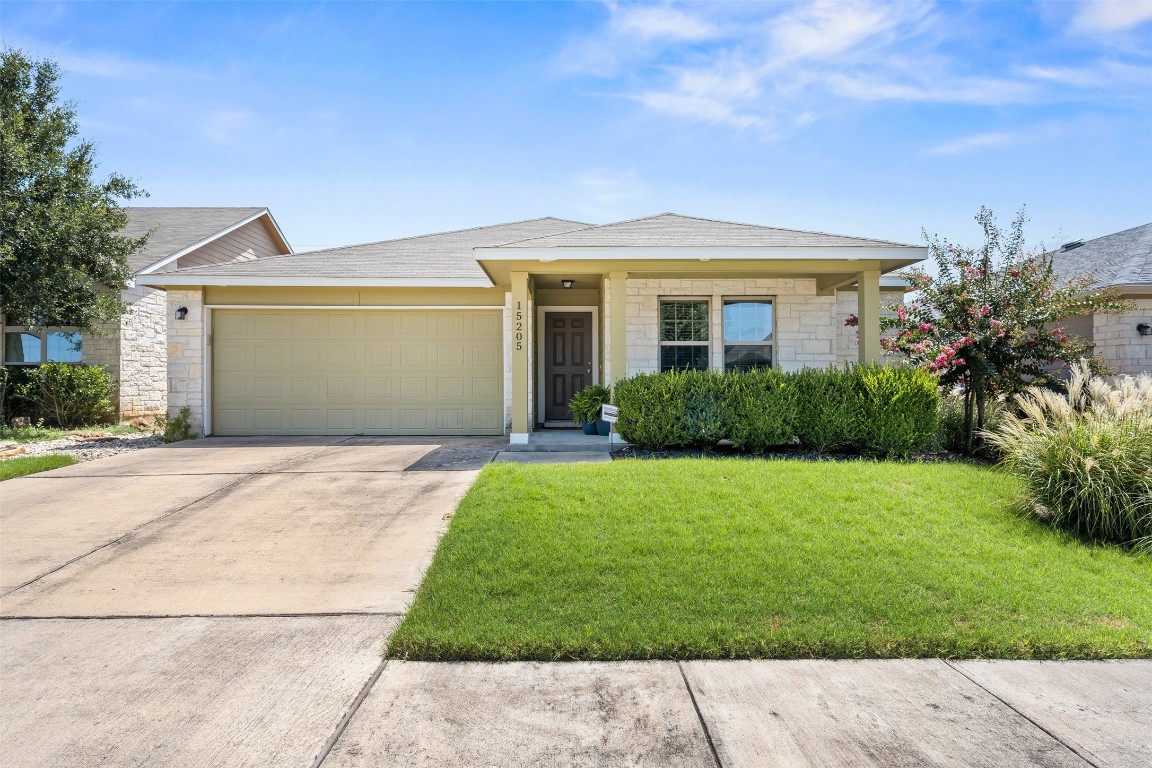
[0,454,78,481]
[389,459,1152,661]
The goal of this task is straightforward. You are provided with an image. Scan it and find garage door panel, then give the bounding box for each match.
[212,310,503,436]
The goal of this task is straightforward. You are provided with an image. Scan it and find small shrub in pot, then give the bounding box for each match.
[569,384,612,434]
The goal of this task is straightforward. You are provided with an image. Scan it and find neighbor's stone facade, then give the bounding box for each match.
[166,288,206,434]
[1094,298,1152,376]
[78,286,168,421]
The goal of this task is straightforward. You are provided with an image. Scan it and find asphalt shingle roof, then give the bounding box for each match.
[173,217,593,281]
[121,207,268,273]
[1048,222,1152,289]
[492,213,920,249]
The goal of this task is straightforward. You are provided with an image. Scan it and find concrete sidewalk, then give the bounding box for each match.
[320,659,1150,768]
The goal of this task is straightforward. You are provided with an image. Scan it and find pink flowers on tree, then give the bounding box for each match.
[855,206,1131,453]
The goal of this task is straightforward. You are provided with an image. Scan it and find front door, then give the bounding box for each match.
[544,311,593,423]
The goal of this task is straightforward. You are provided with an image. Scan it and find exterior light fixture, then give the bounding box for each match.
[174,306,188,320]
[561,279,574,289]
[1137,323,1151,336]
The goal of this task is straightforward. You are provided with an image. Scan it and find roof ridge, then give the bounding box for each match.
[268,216,594,259]
[489,211,919,248]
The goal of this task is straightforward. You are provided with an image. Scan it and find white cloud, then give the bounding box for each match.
[1071,0,1152,32]
[926,131,1022,156]
[612,4,716,41]
[200,110,257,145]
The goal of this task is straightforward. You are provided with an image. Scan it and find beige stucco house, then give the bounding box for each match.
[138,213,922,442]
[2,207,291,420]
[1049,222,1152,376]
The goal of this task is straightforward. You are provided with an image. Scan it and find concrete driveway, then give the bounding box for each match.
[2,437,1149,767]
[0,436,500,768]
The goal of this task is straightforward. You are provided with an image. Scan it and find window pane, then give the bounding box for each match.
[660,300,709,342]
[47,332,83,362]
[724,344,772,373]
[5,332,41,364]
[723,300,773,342]
[660,345,709,372]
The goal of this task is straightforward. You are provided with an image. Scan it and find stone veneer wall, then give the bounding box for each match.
[1094,298,1152,376]
[117,285,168,419]
[624,278,839,374]
[166,288,206,434]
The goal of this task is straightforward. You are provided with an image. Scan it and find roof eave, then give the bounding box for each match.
[136,275,494,288]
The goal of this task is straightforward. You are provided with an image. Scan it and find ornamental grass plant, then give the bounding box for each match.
[986,361,1152,550]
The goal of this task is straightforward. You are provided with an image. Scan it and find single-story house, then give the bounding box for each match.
[1049,222,1152,376]
[138,213,923,441]
[1,207,291,420]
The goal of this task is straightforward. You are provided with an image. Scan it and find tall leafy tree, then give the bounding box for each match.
[0,49,147,331]
[847,207,1131,453]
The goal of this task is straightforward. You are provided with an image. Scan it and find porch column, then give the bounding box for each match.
[510,272,530,443]
[609,271,628,385]
[857,269,882,364]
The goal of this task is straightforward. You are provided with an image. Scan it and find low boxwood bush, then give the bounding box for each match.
[15,363,117,428]
[986,362,1152,550]
[613,364,939,458]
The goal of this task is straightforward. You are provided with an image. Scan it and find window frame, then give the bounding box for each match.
[2,326,84,365]
[721,297,775,373]
[658,297,711,373]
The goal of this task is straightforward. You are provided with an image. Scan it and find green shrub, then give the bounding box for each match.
[614,365,939,458]
[568,384,612,425]
[852,364,940,458]
[158,406,197,443]
[614,371,700,448]
[0,365,38,423]
[724,369,797,452]
[790,368,858,452]
[18,363,116,428]
[986,362,1152,549]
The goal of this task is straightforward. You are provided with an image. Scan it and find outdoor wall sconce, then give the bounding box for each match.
[561,279,574,289]
[1137,323,1151,336]
[174,306,188,320]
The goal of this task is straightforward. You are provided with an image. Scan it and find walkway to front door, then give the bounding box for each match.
[543,311,593,423]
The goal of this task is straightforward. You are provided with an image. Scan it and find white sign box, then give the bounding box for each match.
[600,404,619,423]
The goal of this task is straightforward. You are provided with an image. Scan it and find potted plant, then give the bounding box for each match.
[569,384,611,435]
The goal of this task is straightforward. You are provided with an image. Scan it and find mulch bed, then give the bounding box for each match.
[611,443,994,465]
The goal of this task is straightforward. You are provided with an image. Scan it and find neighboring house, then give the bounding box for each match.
[139,213,924,441]
[2,207,291,420]
[1049,222,1152,376]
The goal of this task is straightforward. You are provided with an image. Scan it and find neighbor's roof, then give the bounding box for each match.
[121,207,282,273]
[1048,222,1152,291]
[169,217,593,282]
[489,213,921,250]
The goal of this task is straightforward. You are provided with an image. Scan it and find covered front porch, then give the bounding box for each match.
[493,259,904,445]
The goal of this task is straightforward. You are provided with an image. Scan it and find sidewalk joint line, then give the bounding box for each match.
[0,439,351,599]
[677,661,724,768]
[941,660,1100,768]
[312,658,389,768]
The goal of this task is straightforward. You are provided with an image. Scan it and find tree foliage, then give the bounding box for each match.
[0,49,147,330]
[848,207,1132,452]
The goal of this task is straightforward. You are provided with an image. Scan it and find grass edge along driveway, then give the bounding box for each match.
[390,459,1152,661]
[0,454,78,481]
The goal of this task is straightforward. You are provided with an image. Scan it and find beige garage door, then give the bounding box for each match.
[211,309,504,436]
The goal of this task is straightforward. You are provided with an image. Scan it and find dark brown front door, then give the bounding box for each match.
[544,311,593,422]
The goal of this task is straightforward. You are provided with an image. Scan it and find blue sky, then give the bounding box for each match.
[4,0,1151,252]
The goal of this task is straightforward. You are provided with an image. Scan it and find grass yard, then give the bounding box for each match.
[390,459,1152,661]
[0,454,78,481]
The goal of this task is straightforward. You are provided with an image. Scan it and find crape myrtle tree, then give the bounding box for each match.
[0,49,147,331]
[847,207,1131,453]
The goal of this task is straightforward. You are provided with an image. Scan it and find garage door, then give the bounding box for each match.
[211,309,504,435]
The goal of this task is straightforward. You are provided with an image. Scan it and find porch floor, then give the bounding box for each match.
[505,429,627,453]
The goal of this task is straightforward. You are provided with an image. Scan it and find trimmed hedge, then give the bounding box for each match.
[613,365,939,458]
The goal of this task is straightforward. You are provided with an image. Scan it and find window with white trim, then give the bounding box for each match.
[659,299,710,372]
[722,299,773,372]
[3,328,83,364]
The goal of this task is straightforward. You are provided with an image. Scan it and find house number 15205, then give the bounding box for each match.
[515,301,524,351]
